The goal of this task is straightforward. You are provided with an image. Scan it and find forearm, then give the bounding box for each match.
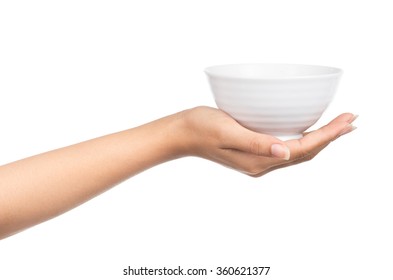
[0,111,185,239]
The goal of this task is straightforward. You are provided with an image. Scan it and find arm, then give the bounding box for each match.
[0,106,356,239]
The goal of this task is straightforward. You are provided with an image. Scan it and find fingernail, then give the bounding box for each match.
[271,144,290,160]
[339,124,357,137]
[350,114,359,123]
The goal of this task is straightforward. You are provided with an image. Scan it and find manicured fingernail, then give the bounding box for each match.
[271,144,290,160]
[350,114,359,123]
[339,124,357,137]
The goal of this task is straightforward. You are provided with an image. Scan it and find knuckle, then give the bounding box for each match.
[247,172,263,178]
[248,136,263,155]
[242,163,265,177]
[300,152,315,162]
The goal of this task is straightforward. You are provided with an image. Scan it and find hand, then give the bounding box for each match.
[179,106,357,176]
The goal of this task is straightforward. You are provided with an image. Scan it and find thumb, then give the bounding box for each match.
[223,126,290,160]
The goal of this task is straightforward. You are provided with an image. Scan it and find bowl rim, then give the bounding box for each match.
[204,63,343,80]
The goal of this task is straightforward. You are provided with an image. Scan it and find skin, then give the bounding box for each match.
[0,106,356,239]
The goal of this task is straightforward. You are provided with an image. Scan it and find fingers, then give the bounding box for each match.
[222,124,290,160]
[250,113,358,176]
[221,113,357,161]
[287,113,357,161]
[213,148,282,176]
[217,112,357,177]
[215,113,357,177]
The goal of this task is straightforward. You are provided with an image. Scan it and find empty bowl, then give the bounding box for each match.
[205,63,342,140]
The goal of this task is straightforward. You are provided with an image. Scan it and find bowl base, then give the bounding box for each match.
[276,134,303,141]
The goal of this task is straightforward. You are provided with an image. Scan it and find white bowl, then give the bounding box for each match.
[205,63,342,140]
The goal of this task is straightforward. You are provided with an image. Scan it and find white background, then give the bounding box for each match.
[0,0,392,279]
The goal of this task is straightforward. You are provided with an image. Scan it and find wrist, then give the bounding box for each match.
[167,108,197,158]
[170,107,212,158]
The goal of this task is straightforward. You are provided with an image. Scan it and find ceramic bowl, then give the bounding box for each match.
[205,63,342,140]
